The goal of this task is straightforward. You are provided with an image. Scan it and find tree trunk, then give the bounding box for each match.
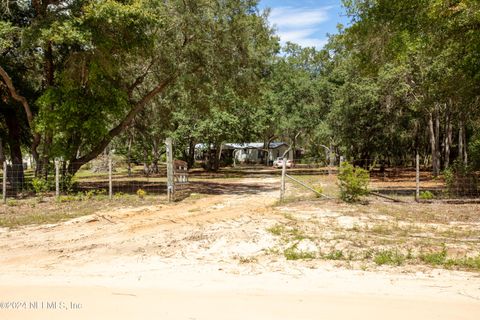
[206,143,221,172]
[329,143,335,167]
[143,147,149,176]
[428,111,439,176]
[127,135,133,177]
[205,145,214,171]
[0,138,4,163]
[213,143,221,171]
[434,105,441,173]
[444,111,452,169]
[3,107,24,191]
[263,136,275,166]
[151,140,159,174]
[458,119,464,164]
[187,138,195,169]
[0,66,41,174]
[462,121,468,165]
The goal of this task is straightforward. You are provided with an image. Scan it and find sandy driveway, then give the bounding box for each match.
[0,177,479,319]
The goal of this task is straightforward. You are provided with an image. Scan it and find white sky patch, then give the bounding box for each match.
[278,29,318,42]
[294,38,329,49]
[268,6,333,49]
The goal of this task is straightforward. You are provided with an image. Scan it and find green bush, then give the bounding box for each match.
[82,189,106,200]
[61,174,77,193]
[419,191,435,200]
[419,248,447,266]
[31,178,52,194]
[374,250,405,266]
[313,185,324,198]
[136,188,147,199]
[337,161,370,202]
[443,161,478,197]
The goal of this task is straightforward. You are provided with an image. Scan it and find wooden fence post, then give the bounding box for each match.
[165,138,174,202]
[2,161,6,204]
[55,159,60,198]
[416,153,420,202]
[108,156,113,200]
[280,156,287,201]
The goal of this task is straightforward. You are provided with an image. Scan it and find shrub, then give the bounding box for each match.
[374,250,405,266]
[443,161,478,197]
[419,191,435,200]
[84,190,95,199]
[419,248,447,266]
[61,174,77,193]
[136,188,147,199]
[82,189,106,200]
[31,178,52,194]
[313,185,324,198]
[114,192,126,199]
[337,161,370,202]
[324,250,344,260]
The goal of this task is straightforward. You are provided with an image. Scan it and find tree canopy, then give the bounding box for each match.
[1,0,479,177]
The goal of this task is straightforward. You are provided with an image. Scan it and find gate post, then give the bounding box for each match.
[2,161,6,204]
[165,138,174,202]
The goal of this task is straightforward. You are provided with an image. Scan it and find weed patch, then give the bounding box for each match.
[284,245,316,260]
[374,250,406,266]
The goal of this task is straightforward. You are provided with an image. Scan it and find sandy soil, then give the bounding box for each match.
[0,177,479,319]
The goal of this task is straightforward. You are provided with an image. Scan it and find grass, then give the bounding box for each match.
[6,199,18,207]
[267,223,310,242]
[0,211,87,228]
[284,245,316,260]
[267,224,285,236]
[323,250,345,260]
[265,233,480,270]
[266,196,480,272]
[374,250,406,266]
[450,256,480,270]
[419,248,447,265]
[418,248,480,271]
[0,194,166,229]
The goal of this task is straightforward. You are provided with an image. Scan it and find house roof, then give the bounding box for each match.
[224,142,288,150]
[195,142,288,150]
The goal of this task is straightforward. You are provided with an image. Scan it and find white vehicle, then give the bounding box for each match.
[273,157,294,168]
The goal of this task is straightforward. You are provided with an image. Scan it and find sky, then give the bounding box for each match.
[259,0,349,49]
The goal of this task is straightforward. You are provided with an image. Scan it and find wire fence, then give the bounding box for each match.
[0,157,191,203]
[280,158,480,202]
[0,156,478,204]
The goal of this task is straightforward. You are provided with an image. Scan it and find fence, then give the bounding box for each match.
[1,156,478,204]
[0,157,190,203]
[279,157,480,203]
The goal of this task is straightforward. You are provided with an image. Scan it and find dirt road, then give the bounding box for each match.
[0,177,479,319]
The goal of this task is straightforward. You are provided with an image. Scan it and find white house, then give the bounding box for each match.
[195,142,296,165]
[225,142,294,164]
